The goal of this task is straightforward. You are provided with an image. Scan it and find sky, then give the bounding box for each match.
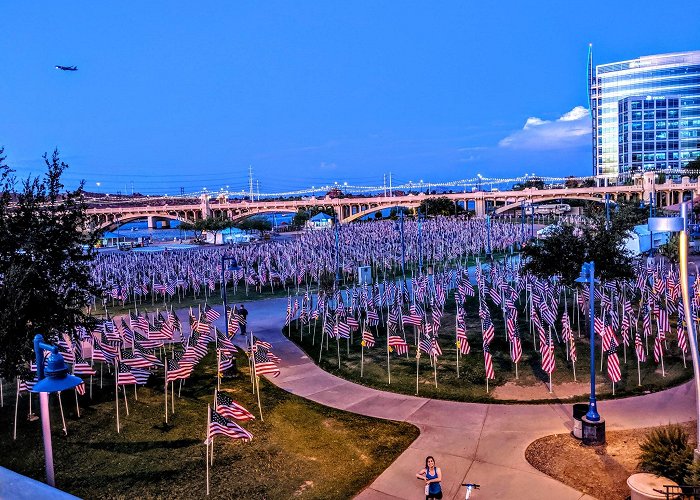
[2,1,699,196]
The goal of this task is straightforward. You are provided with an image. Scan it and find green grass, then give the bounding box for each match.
[0,350,418,499]
[287,295,692,404]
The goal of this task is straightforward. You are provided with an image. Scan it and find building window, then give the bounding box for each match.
[644,100,654,109]
[656,141,667,150]
[668,98,679,107]
[644,142,654,151]
[632,111,643,120]
[656,99,667,108]
[668,120,679,129]
[644,132,655,141]
[655,153,667,161]
[632,121,642,131]
[644,153,656,161]
[669,130,679,139]
[655,131,667,140]
[644,110,655,120]
[632,132,642,141]
[644,121,654,130]
[631,101,642,110]
[656,110,667,119]
[669,141,679,149]
[668,109,679,118]
[656,120,666,129]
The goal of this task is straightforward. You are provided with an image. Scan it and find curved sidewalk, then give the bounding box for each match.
[232,297,696,500]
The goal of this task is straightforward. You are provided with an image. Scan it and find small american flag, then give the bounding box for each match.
[216,392,255,422]
[388,335,409,355]
[361,330,375,348]
[253,349,280,378]
[207,409,253,443]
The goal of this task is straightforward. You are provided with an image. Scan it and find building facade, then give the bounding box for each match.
[591,50,700,178]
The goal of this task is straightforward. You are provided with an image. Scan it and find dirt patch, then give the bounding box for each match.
[525,421,696,500]
[492,380,608,401]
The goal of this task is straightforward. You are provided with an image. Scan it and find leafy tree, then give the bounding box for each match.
[0,149,99,380]
[236,217,272,233]
[658,233,680,263]
[564,176,579,188]
[179,218,207,241]
[418,196,462,217]
[523,216,635,285]
[373,211,383,220]
[522,224,587,285]
[685,157,700,180]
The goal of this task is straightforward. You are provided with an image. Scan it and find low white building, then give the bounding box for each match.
[306,213,333,230]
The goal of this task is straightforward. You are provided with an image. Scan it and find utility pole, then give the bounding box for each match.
[256,180,260,201]
[389,172,393,197]
[383,174,386,197]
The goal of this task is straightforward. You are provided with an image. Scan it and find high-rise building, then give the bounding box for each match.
[590,50,700,178]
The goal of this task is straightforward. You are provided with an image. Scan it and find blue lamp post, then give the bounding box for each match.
[575,262,605,445]
[31,334,83,487]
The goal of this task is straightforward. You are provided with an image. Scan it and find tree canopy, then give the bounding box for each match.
[418,196,462,217]
[522,203,640,285]
[0,149,99,379]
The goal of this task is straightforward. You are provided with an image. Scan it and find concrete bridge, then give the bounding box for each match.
[86,173,700,230]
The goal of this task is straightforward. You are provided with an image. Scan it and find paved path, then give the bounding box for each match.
[212,298,695,499]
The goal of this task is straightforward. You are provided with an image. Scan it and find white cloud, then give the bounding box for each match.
[499,106,591,149]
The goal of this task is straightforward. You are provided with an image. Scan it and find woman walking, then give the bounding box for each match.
[416,455,442,499]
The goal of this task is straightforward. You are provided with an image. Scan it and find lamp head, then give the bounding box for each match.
[32,350,83,393]
[574,262,591,283]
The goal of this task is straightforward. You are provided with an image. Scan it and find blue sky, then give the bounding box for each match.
[2,1,698,195]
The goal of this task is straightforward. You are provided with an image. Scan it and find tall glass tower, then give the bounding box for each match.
[590,50,700,178]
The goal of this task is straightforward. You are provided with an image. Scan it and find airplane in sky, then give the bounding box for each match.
[55,65,78,71]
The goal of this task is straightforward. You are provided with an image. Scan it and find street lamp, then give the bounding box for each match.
[31,335,83,487]
[575,262,605,445]
[648,204,700,459]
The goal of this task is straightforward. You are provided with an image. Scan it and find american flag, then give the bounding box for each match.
[216,329,237,351]
[361,329,375,348]
[253,348,280,377]
[541,334,555,375]
[508,315,522,364]
[204,304,220,323]
[218,350,235,372]
[208,409,253,443]
[130,312,149,332]
[635,331,646,363]
[482,316,495,345]
[388,335,409,355]
[215,392,255,422]
[73,354,97,376]
[335,320,351,339]
[482,343,495,380]
[653,335,664,364]
[117,362,150,385]
[166,358,192,382]
[120,349,154,369]
[606,336,622,383]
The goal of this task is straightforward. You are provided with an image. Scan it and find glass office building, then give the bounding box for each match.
[590,50,700,178]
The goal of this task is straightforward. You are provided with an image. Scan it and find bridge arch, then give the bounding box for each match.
[342,202,421,223]
[493,195,608,215]
[227,208,299,224]
[94,213,194,232]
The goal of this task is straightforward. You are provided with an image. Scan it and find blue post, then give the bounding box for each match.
[605,194,610,224]
[586,261,600,422]
[334,215,341,283]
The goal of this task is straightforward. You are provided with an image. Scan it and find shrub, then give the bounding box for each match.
[684,459,700,486]
[638,425,693,484]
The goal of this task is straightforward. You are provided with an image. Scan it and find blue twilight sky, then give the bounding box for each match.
[1,2,699,195]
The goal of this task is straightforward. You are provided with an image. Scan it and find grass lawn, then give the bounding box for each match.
[0,350,418,499]
[287,295,692,403]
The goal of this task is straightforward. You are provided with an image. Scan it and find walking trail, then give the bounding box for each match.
[221,297,695,500]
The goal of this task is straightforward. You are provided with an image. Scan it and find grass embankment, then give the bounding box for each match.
[0,350,418,499]
[287,295,691,403]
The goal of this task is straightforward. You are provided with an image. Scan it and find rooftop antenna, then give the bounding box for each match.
[587,43,594,114]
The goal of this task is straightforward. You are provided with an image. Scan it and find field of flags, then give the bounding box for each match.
[285,256,692,396]
[91,217,524,306]
[2,304,282,495]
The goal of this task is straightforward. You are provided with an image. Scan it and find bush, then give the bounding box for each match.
[638,424,693,484]
[684,459,700,486]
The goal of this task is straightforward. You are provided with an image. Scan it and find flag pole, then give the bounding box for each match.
[164,360,168,423]
[255,376,264,422]
[115,361,120,433]
[13,379,19,441]
[415,350,420,395]
[206,404,211,496]
[57,392,68,435]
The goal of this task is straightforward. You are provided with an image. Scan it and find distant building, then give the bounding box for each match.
[590,50,700,179]
[306,212,333,230]
[326,188,344,198]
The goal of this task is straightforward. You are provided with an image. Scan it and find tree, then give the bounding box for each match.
[523,215,635,285]
[418,196,462,217]
[685,157,700,180]
[564,176,579,188]
[236,217,272,233]
[0,149,99,380]
[178,219,207,241]
[292,207,334,227]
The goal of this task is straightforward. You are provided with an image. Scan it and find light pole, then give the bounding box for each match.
[31,335,83,487]
[575,262,605,445]
[649,204,700,459]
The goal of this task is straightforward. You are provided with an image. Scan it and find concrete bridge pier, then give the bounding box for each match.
[474,196,486,217]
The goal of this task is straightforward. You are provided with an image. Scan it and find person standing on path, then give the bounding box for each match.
[238,304,248,334]
[416,456,442,499]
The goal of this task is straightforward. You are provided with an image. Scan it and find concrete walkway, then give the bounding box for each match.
[216,298,696,499]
